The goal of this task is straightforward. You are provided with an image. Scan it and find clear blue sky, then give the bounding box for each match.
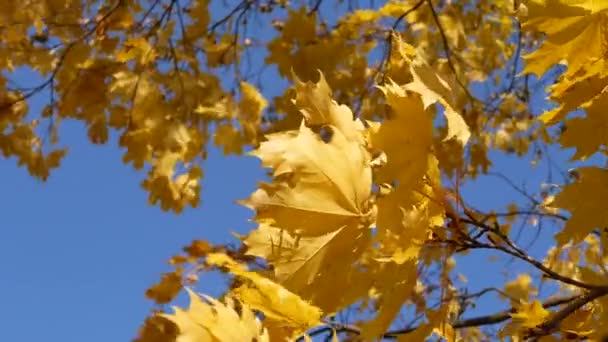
[0,2,594,342]
[0,123,265,340]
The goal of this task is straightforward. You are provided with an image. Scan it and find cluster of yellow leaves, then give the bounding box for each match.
[0,0,272,213]
[235,57,469,339]
[265,0,526,178]
[450,2,608,338]
[139,41,473,339]
[162,252,326,342]
[11,0,608,340]
[0,0,530,211]
[0,91,66,179]
[520,1,608,243]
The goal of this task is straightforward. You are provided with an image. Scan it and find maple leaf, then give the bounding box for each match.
[238,81,268,144]
[293,72,365,142]
[242,121,373,237]
[520,0,608,79]
[560,92,608,159]
[370,81,434,185]
[393,35,471,145]
[370,81,444,262]
[396,307,457,342]
[559,308,594,339]
[116,37,157,65]
[134,315,178,342]
[359,260,418,339]
[243,223,372,314]
[163,288,270,342]
[205,253,322,337]
[536,59,608,125]
[510,300,550,329]
[206,253,321,340]
[503,274,538,304]
[553,167,608,244]
[146,270,184,305]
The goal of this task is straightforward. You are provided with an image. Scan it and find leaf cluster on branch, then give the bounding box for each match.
[4,0,608,341]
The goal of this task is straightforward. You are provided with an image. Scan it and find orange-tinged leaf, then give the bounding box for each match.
[146,271,183,304]
[117,37,157,65]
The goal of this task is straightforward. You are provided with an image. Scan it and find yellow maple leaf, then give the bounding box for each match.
[205,253,322,335]
[243,223,372,314]
[559,308,594,339]
[553,167,608,244]
[371,80,434,185]
[396,307,457,342]
[520,0,608,79]
[163,288,270,342]
[242,122,373,237]
[375,205,436,264]
[360,260,418,339]
[503,274,538,304]
[393,36,471,145]
[560,92,608,159]
[238,81,267,144]
[293,72,365,142]
[369,82,444,263]
[116,37,157,65]
[536,59,608,125]
[511,300,550,328]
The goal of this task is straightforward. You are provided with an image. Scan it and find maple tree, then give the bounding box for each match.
[4,0,608,340]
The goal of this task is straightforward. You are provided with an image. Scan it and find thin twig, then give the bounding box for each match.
[425,0,475,101]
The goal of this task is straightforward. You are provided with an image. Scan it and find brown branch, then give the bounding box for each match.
[209,1,249,33]
[456,231,596,290]
[485,210,567,222]
[380,0,425,78]
[485,171,540,206]
[302,294,581,341]
[528,287,608,339]
[308,0,323,16]
[453,211,597,291]
[135,0,163,30]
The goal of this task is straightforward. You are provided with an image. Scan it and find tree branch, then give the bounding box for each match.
[528,287,608,339]
[455,213,597,290]
[303,294,581,340]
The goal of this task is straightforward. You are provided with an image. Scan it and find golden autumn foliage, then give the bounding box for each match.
[6,0,608,341]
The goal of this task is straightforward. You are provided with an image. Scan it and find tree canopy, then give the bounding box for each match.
[3,0,608,340]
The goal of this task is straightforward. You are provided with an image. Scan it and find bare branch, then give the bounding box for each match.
[447,213,597,290]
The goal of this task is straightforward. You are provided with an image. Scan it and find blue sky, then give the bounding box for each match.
[0,2,595,342]
[0,122,264,341]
